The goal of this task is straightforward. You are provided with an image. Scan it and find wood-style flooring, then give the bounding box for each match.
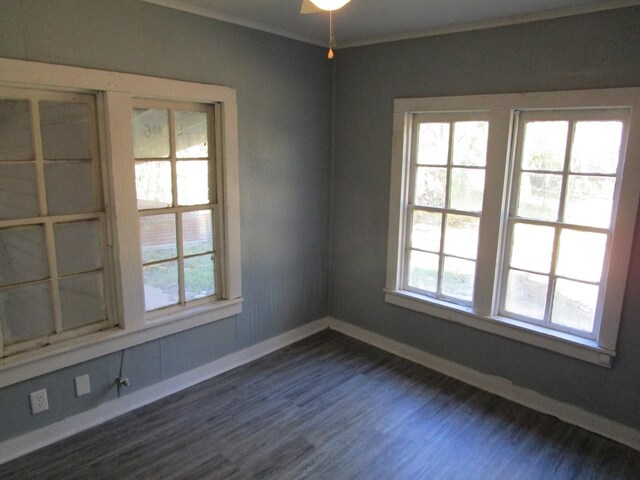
[2,330,640,479]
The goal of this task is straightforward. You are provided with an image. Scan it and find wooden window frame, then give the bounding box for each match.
[386,88,640,367]
[0,58,242,387]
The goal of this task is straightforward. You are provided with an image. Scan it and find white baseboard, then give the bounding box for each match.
[327,317,640,452]
[0,317,329,465]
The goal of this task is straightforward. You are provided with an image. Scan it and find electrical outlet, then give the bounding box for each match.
[75,374,91,397]
[30,389,49,414]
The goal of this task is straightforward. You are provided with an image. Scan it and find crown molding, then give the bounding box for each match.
[140,0,640,49]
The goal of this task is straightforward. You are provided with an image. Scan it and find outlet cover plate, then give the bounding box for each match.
[75,374,91,397]
[30,389,49,414]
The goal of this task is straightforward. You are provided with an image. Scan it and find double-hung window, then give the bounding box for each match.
[386,89,640,366]
[0,58,242,387]
[132,101,220,313]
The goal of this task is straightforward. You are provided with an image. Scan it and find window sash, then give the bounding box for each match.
[497,108,629,340]
[132,100,221,316]
[0,88,116,357]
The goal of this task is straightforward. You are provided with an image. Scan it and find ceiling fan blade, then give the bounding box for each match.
[300,0,323,14]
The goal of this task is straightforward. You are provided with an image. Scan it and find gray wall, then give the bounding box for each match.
[0,0,331,441]
[330,7,640,429]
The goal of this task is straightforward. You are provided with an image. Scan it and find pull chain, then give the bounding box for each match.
[328,10,335,59]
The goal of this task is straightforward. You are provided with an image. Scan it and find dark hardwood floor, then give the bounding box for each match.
[3,330,640,479]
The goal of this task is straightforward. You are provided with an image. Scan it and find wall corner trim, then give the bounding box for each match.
[0,317,330,465]
[327,317,640,452]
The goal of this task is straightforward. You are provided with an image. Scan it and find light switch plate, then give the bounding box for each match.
[75,374,91,397]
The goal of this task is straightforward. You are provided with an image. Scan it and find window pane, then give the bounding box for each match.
[0,282,54,345]
[410,210,441,253]
[45,162,96,215]
[510,223,554,274]
[0,163,39,220]
[177,160,209,206]
[140,214,177,263]
[441,256,474,301]
[521,121,567,171]
[443,214,479,260]
[40,102,91,160]
[417,123,449,165]
[55,220,103,276]
[132,108,170,159]
[564,175,615,228]
[0,225,48,287]
[450,168,485,212]
[185,254,215,301]
[183,210,214,256]
[556,229,607,283]
[414,166,446,208]
[408,250,438,293]
[143,261,179,311]
[176,111,208,159]
[551,279,598,332]
[135,161,172,209]
[570,121,622,174]
[516,172,561,221]
[59,272,106,330]
[504,270,548,320]
[452,121,488,166]
[0,99,33,161]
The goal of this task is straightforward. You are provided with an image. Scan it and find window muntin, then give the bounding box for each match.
[0,89,113,357]
[132,101,218,313]
[405,116,488,305]
[500,110,626,337]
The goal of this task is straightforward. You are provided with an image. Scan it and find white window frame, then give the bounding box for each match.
[386,88,640,367]
[0,58,242,387]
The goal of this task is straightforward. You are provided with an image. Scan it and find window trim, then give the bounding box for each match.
[386,88,640,367]
[0,57,242,387]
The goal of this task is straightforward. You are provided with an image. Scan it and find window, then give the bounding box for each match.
[405,116,488,305]
[132,101,219,313]
[386,89,640,366]
[0,89,114,358]
[0,58,241,387]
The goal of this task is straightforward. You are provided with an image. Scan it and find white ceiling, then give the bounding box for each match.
[142,0,638,47]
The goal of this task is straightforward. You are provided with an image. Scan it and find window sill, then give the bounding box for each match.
[0,298,243,388]
[384,289,614,367]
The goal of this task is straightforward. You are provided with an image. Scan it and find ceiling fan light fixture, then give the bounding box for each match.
[309,0,351,12]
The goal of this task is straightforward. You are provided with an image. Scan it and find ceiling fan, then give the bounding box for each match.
[299,0,353,58]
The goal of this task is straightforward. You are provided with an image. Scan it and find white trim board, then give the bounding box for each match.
[0,317,329,465]
[327,317,640,452]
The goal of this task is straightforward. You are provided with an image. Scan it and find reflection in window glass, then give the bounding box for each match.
[132,108,170,159]
[135,161,172,210]
[177,160,209,206]
[40,102,91,160]
[176,111,208,159]
[0,225,49,286]
[0,164,39,220]
[0,282,54,345]
[0,99,33,161]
